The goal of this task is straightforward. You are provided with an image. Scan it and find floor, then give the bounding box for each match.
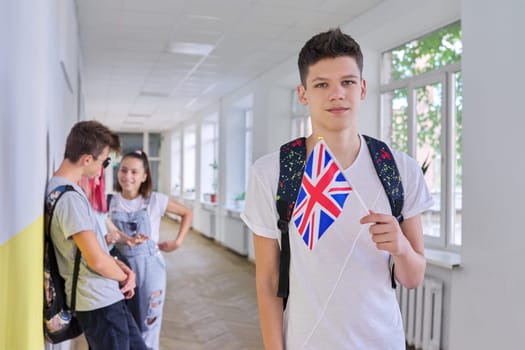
[74,218,263,350]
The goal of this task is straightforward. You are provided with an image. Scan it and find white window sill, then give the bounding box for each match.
[225,208,242,219]
[201,202,217,211]
[424,248,461,269]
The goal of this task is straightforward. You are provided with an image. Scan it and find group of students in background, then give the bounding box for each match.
[47,120,192,350]
[47,27,432,350]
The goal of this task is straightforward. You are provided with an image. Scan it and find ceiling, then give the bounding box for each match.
[77,0,383,132]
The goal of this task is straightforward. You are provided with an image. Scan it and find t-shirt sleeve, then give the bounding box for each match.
[151,192,169,217]
[398,154,435,219]
[54,191,96,239]
[241,157,281,241]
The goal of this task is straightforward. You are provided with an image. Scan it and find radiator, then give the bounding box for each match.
[222,216,248,255]
[396,278,443,350]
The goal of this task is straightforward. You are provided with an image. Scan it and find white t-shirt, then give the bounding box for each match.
[241,135,434,349]
[110,192,169,243]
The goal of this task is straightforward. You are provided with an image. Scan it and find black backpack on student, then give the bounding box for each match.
[44,185,83,343]
[276,135,404,308]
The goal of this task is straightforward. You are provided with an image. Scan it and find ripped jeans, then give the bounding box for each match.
[125,243,166,350]
[112,209,166,350]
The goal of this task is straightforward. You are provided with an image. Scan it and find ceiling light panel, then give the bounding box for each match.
[167,42,215,56]
[183,0,249,24]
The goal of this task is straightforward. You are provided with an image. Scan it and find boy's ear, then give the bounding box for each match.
[79,154,93,166]
[297,84,308,105]
[360,79,367,100]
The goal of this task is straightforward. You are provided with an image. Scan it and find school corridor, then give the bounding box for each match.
[2,0,525,349]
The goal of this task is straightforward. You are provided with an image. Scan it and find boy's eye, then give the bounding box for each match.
[314,82,328,88]
[342,80,355,86]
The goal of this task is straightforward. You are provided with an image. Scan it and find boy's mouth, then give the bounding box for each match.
[326,107,349,113]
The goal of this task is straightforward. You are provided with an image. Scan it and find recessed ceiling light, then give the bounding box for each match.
[187,14,221,21]
[167,41,214,56]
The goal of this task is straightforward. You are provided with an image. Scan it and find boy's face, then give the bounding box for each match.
[297,56,366,132]
[83,146,110,178]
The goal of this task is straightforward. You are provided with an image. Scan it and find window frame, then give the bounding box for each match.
[182,125,197,200]
[170,130,182,197]
[380,61,461,251]
[200,118,219,203]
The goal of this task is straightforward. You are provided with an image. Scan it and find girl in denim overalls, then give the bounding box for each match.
[109,150,193,350]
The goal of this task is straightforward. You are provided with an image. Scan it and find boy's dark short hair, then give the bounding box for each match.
[298,28,364,86]
[64,120,121,162]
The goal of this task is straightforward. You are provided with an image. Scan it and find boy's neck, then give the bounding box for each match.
[307,129,361,169]
[53,160,84,184]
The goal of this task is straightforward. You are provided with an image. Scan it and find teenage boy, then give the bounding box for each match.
[47,120,147,350]
[241,28,434,349]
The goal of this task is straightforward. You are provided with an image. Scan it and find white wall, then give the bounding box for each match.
[49,0,83,169]
[0,0,83,347]
[449,0,525,349]
[1,0,82,241]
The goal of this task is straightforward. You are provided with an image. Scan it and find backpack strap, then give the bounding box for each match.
[46,185,82,312]
[276,137,307,308]
[363,135,405,288]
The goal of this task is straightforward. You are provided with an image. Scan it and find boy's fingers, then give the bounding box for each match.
[360,211,383,224]
[361,210,395,225]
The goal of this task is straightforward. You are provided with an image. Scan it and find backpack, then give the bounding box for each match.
[276,135,404,308]
[44,185,83,343]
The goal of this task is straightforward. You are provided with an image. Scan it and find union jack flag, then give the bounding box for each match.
[293,140,353,250]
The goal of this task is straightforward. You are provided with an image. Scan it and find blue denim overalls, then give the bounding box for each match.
[111,200,166,350]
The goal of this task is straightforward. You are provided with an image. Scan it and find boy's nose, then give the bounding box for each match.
[329,86,345,100]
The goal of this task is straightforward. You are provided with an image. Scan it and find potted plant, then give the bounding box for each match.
[209,161,218,203]
[234,191,245,210]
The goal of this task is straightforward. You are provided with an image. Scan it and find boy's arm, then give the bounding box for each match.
[360,211,426,289]
[253,233,284,350]
[114,258,136,299]
[72,230,128,282]
[393,215,426,288]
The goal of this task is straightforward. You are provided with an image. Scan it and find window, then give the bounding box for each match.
[224,95,253,210]
[380,22,462,248]
[244,109,253,188]
[147,133,161,192]
[119,133,143,155]
[200,116,218,203]
[182,125,196,199]
[170,130,181,196]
